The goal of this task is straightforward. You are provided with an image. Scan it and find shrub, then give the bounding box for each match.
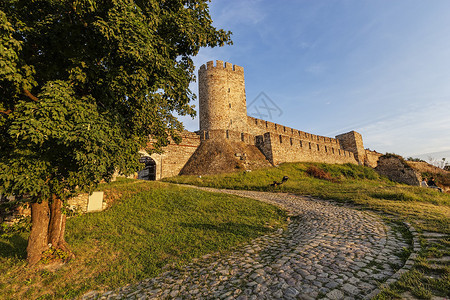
[306,166,334,181]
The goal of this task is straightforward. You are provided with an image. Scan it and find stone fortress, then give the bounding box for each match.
[146,60,382,180]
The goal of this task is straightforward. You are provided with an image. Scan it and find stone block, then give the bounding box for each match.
[87,191,104,212]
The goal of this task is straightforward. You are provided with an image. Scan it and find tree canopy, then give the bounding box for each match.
[0,0,231,264]
[0,0,231,200]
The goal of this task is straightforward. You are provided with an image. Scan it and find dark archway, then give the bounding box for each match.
[137,156,156,180]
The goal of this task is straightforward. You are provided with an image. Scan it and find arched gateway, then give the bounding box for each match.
[137,156,156,180]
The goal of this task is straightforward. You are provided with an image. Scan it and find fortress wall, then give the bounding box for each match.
[150,131,201,179]
[336,131,366,164]
[247,116,341,147]
[255,133,274,164]
[199,129,256,145]
[256,132,357,165]
[365,149,383,168]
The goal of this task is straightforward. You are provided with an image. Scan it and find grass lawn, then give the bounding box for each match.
[165,162,450,299]
[0,179,287,299]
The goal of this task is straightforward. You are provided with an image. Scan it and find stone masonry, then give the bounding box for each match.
[147,131,201,180]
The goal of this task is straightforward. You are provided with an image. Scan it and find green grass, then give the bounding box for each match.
[165,162,450,299]
[0,179,287,299]
[165,162,450,233]
[2,162,449,299]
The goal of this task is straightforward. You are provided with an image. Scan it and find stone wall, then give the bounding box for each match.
[336,131,366,164]
[150,131,201,180]
[365,149,383,168]
[1,192,106,225]
[67,193,90,213]
[246,116,361,165]
[375,156,422,186]
[247,116,341,147]
[198,129,256,145]
[256,132,357,165]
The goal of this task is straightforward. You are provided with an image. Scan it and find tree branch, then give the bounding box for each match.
[23,89,39,102]
[0,110,12,115]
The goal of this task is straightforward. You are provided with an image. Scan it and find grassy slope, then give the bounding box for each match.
[0,179,286,299]
[165,162,450,299]
[166,162,449,233]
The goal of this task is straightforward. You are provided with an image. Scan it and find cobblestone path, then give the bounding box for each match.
[85,188,413,300]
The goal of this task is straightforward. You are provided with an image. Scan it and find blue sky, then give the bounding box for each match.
[179,0,450,162]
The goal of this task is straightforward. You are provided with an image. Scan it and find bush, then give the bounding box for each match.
[306,166,334,181]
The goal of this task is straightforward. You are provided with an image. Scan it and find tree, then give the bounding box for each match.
[0,0,231,265]
[427,157,448,169]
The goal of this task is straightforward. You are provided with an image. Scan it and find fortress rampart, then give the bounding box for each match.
[247,116,339,144]
[256,132,357,165]
[197,128,357,165]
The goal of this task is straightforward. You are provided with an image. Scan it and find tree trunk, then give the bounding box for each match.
[27,195,73,265]
[27,200,50,265]
[48,195,71,253]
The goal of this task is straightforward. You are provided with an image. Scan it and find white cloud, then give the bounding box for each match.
[305,63,326,75]
[211,0,266,27]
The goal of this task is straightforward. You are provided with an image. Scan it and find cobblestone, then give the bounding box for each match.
[83,188,417,299]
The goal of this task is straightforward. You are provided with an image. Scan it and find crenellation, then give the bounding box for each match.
[216,60,224,68]
[202,60,244,73]
[234,65,244,73]
[256,132,358,165]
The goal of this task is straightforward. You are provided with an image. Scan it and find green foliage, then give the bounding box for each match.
[406,157,426,162]
[0,0,231,202]
[40,246,70,264]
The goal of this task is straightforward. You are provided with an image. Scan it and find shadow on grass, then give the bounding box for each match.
[179,222,273,236]
[0,234,27,259]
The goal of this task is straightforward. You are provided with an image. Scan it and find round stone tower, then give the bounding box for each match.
[198,60,248,133]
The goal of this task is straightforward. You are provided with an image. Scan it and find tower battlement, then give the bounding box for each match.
[199,60,244,73]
